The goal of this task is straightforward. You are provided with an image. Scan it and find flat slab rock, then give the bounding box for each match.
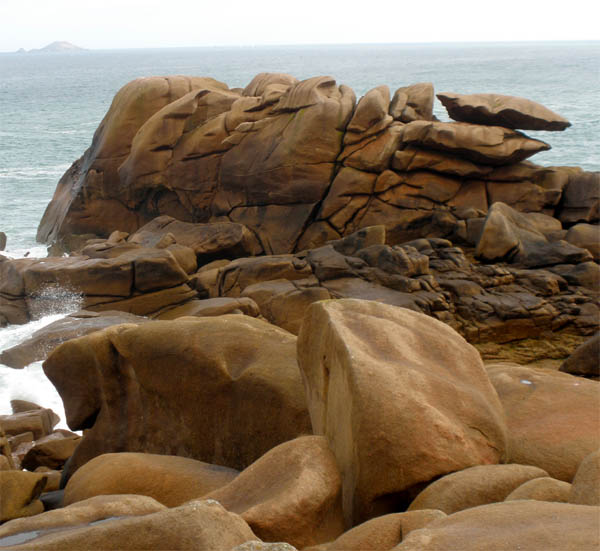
[437,92,571,131]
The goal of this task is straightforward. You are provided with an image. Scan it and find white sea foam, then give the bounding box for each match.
[0,289,83,428]
[0,165,70,180]
[2,246,49,260]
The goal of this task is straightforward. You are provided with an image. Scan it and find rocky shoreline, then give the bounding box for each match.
[0,73,598,549]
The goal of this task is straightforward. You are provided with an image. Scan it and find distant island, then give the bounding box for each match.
[16,41,86,54]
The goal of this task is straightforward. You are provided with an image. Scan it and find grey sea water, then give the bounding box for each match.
[0,41,599,415]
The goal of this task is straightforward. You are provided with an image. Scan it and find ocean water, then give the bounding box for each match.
[0,42,599,421]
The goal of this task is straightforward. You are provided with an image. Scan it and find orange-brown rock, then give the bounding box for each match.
[0,494,165,542]
[0,422,15,470]
[43,316,312,481]
[128,215,263,263]
[390,83,434,123]
[0,470,47,522]
[38,76,223,247]
[298,299,507,526]
[569,449,600,505]
[3,499,257,550]
[64,452,238,507]
[155,296,260,320]
[487,363,600,481]
[21,432,81,471]
[407,464,548,514]
[394,501,600,550]
[304,510,446,551]
[0,408,59,440]
[401,120,550,166]
[504,477,571,502]
[437,92,571,131]
[206,436,344,549]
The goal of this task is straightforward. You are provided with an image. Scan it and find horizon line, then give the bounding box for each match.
[2,38,599,54]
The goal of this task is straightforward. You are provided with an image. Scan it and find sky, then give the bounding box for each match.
[0,0,598,51]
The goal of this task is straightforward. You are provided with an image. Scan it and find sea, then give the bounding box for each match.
[0,41,599,425]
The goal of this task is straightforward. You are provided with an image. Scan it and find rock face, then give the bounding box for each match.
[0,471,47,522]
[437,92,572,131]
[298,299,507,526]
[43,316,312,481]
[559,334,600,379]
[569,449,600,505]
[36,73,592,257]
[487,363,600,481]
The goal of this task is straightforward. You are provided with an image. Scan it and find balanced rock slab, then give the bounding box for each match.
[437,92,571,131]
[298,299,507,526]
[43,316,312,481]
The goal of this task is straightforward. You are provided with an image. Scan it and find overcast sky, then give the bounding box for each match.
[1,0,598,51]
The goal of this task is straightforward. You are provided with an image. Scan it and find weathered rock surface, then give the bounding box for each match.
[206,436,344,549]
[0,470,47,522]
[35,73,597,260]
[487,363,600,481]
[64,452,238,507]
[504,476,571,503]
[437,92,571,131]
[43,316,312,481]
[394,501,600,550]
[407,464,548,514]
[476,202,592,268]
[4,499,257,550]
[298,299,507,526]
[0,494,166,542]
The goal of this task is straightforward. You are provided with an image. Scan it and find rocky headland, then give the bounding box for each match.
[0,73,598,549]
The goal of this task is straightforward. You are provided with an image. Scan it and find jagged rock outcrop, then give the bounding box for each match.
[36,73,595,257]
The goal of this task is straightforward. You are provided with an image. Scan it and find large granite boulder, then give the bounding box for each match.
[504,477,571,503]
[559,334,600,379]
[437,92,571,131]
[569,449,600,506]
[486,363,600,481]
[298,299,507,526]
[43,316,312,481]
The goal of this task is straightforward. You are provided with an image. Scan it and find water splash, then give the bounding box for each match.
[28,284,83,321]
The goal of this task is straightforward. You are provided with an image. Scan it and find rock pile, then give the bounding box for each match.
[0,73,598,549]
